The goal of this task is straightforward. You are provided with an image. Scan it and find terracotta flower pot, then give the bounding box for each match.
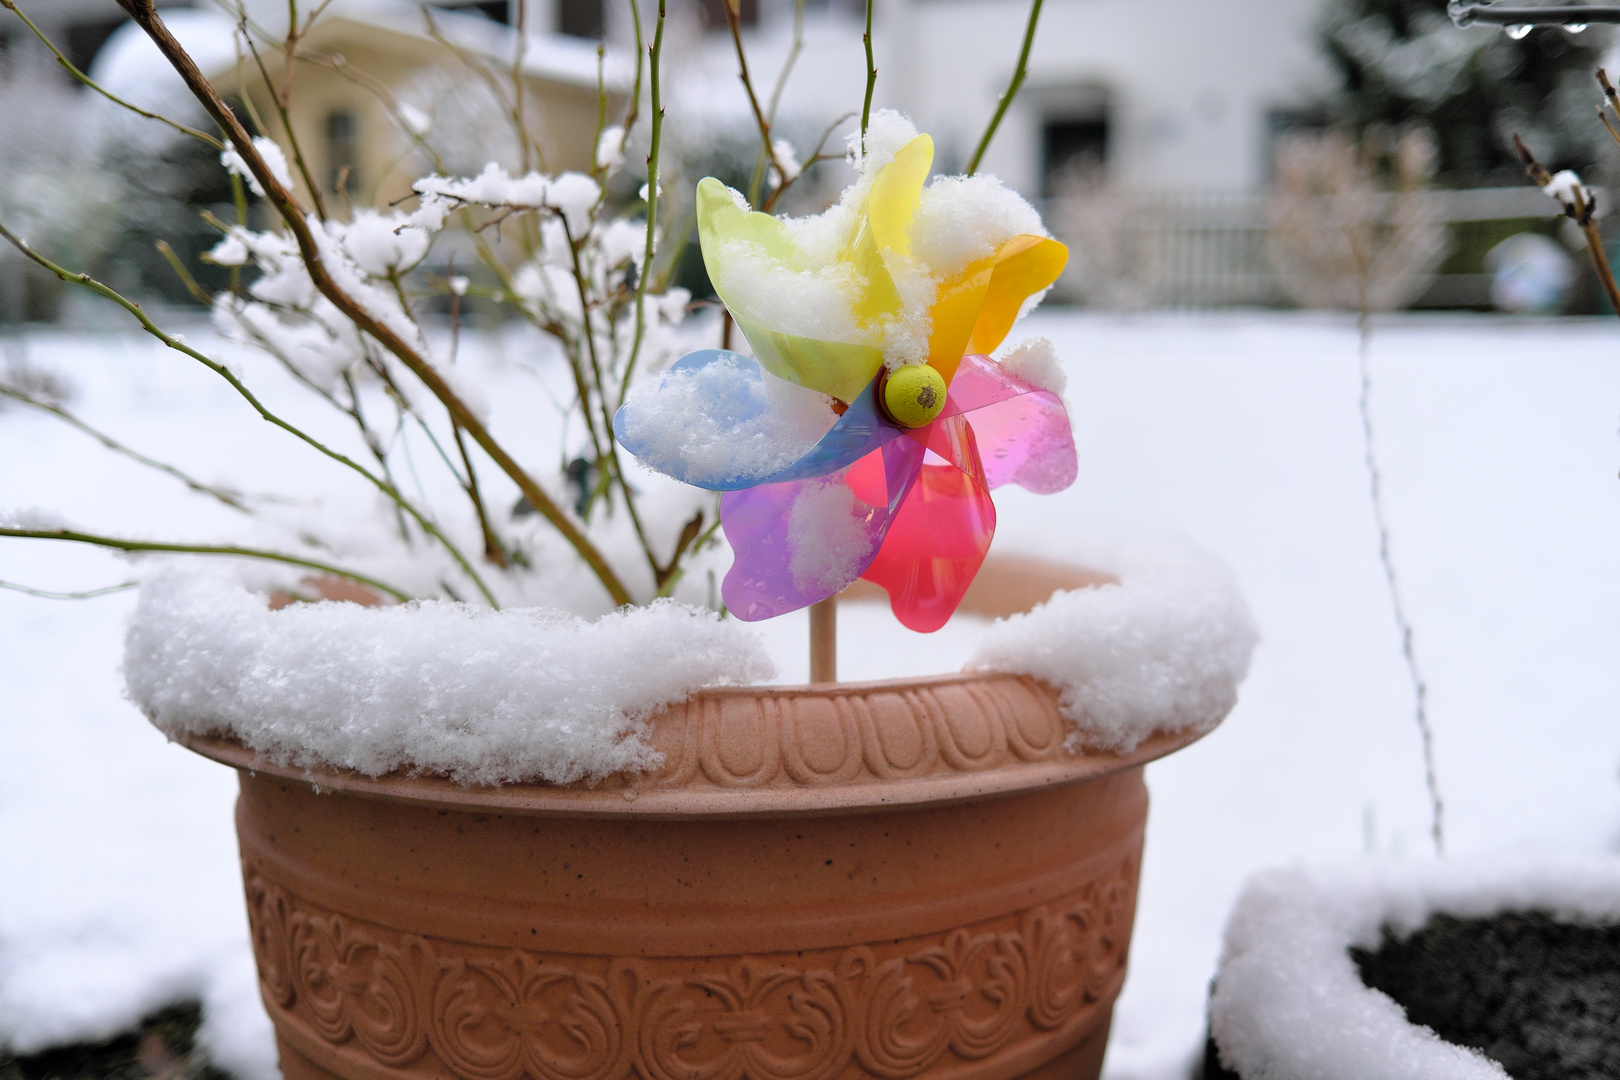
[173,559,1229,1080]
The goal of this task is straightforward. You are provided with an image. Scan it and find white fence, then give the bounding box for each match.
[1046,186,1580,310]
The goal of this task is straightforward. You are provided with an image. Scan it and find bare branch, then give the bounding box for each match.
[967,0,1043,175]
[0,216,501,607]
[0,383,251,511]
[0,526,411,602]
[0,578,138,600]
[0,0,223,148]
[116,0,632,605]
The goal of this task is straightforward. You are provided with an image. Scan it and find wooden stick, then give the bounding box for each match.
[809,596,837,683]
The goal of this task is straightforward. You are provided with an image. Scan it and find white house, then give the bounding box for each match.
[509,0,1334,198]
[683,0,1334,198]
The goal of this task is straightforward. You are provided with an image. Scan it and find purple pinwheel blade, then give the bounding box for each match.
[720,437,925,621]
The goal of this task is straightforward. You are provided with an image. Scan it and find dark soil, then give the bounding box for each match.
[1351,911,1620,1080]
[0,1001,233,1080]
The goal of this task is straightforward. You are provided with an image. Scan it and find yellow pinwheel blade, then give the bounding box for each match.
[731,312,886,404]
[925,253,997,385]
[696,178,881,400]
[841,134,933,327]
[964,235,1069,357]
[868,134,932,258]
[696,177,800,276]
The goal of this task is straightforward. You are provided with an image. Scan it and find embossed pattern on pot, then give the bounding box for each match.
[244,856,1139,1080]
[651,676,1069,791]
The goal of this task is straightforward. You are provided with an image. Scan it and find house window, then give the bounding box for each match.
[1042,117,1109,196]
[559,0,606,38]
[326,109,359,196]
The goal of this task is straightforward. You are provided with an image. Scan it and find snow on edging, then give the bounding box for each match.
[1209,859,1620,1080]
[124,569,775,786]
[970,530,1260,753]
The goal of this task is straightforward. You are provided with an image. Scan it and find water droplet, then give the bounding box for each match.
[1565,22,1588,32]
[1507,24,1533,39]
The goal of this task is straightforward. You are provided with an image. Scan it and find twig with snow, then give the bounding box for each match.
[1512,132,1620,318]
[111,0,633,605]
[0,218,497,606]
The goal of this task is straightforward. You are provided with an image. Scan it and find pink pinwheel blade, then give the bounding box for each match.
[937,354,1077,493]
[859,469,996,633]
[859,414,997,633]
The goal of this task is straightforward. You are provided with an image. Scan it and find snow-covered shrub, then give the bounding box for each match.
[1268,127,1450,312]
[0,56,123,321]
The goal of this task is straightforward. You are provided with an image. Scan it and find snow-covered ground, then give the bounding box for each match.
[2,310,1618,1079]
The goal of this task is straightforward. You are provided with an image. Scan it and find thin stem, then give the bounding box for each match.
[113,0,631,605]
[761,111,853,214]
[1512,132,1620,320]
[860,0,876,147]
[0,578,138,601]
[966,0,1042,175]
[620,0,667,410]
[766,0,806,126]
[562,215,660,578]
[623,0,645,145]
[810,595,836,683]
[723,0,790,208]
[513,0,531,173]
[591,44,610,184]
[0,0,223,148]
[1581,217,1620,316]
[1357,313,1444,857]
[0,384,250,512]
[454,424,507,566]
[155,240,212,305]
[242,28,327,219]
[0,218,499,607]
[0,526,411,602]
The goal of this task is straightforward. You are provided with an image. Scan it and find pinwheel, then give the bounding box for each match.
[615,130,1077,632]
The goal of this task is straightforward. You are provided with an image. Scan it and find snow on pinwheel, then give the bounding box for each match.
[615,115,1077,632]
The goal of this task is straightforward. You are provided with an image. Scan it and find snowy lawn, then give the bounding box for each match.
[1,309,1618,1079]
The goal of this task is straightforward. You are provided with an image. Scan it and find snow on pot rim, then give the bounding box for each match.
[126,528,1257,798]
[1209,857,1620,1080]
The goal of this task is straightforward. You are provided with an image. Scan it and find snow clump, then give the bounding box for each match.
[1210,858,1620,1080]
[220,137,294,199]
[125,569,774,786]
[972,530,1258,752]
[998,336,1066,394]
[1541,169,1588,208]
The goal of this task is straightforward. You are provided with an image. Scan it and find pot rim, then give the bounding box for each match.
[168,555,1224,818]
[175,705,1208,820]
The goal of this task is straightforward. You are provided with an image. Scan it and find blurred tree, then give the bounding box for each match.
[1318,0,1612,185]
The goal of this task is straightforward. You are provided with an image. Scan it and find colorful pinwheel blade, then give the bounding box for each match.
[613,351,903,492]
[937,354,1077,494]
[859,423,997,633]
[720,438,924,621]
